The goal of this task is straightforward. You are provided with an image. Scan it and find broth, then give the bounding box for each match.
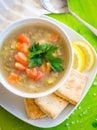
[0,23,70,93]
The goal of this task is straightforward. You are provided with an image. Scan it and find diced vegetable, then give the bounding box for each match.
[40,64,46,72]
[8,72,19,84]
[47,77,55,84]
[49,33,59,43]
[46,62,51,72]
[26,68,37,79]
[16,42,29,55]
[26,68,43,80]
[40,62,51,72]
[34,70,43,81]
[17,34,30,44]
[14,52,28,67]
[15,62,26,71]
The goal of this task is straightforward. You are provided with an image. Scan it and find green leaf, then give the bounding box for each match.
[28,42,38,52]
[28,57,43,68]
[28,58,37,68]
[39,44,50,51]
[37,57,43,66]
[48,57,64,72]
[49,60,64,72]
[45,45,58,58]
[28,50,43,59]
[49,57,63,63]
[28,42,64,72]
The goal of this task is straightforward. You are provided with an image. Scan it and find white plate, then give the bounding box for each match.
[0,16,97,128]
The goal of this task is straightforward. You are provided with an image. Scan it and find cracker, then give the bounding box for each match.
[55,69,88,105]
[34,94,69,119]
[24,98,46,119]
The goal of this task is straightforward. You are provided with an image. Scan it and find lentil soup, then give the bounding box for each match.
[0,23,70,93]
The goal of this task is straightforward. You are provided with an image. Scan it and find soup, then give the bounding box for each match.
[0,23,70,93]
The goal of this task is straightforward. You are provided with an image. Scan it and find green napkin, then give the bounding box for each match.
[0,0,97,130]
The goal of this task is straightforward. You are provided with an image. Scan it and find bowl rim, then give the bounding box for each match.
[0,17,73,98]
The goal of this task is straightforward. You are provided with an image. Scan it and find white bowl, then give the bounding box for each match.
[0,17,73,98]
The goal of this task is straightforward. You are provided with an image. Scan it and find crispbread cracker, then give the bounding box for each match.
[55,69,88,105]
[24,98,46,119]
[34,94,69,119]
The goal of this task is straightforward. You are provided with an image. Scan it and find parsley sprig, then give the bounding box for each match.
[28,42,64,72]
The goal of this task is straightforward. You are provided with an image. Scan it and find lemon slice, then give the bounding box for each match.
[72,44,85,72]
[72,40,95,71]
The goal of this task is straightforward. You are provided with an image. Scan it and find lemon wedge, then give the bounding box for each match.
[72,44,85,72]
[72,40,95,71]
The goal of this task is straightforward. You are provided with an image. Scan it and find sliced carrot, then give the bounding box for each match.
[26,68,43,81]
[14,52,28,67]
[15,62,26,71]
[17,34,30,44]
[26,68,37,79]
[46,62,51,72]
[40,62,51,72]
[40,63,46,72]
[49,33,59,43]
[16,42,29,56]
[8,72,18,84]
[34,71,43,81]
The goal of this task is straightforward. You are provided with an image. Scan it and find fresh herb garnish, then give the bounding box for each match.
[28,42,64,72]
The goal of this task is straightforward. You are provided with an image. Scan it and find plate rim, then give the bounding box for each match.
[0,15,97,128]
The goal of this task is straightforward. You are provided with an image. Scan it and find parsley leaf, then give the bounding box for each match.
[47,57,64,72]
[28,42,64,72]
[28,57,43,68]
[45,45,58,58]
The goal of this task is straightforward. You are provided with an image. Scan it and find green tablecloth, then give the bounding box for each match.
[0,0,97,129]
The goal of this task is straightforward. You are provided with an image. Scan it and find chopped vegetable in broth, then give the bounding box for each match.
[0,23,70,93]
